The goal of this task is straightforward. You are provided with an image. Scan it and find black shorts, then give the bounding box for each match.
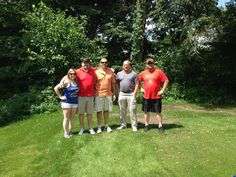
[142,98,162,113]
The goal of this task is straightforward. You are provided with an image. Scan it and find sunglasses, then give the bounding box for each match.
[147,62,154,65]
[100,62,108,64]
[69,73,76,76]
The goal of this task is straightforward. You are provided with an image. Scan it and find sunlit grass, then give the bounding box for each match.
[0,104,236,177]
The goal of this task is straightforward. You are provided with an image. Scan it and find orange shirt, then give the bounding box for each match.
[95,68,116,96]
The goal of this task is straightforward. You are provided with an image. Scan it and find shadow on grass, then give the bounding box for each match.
[109,123,184,131]
[137,123,184,130]
[70,123,184,135]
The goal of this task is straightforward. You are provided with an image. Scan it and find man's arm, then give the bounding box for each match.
[111,72,117,101]
[157,80,169,96]
[133,83,139,96]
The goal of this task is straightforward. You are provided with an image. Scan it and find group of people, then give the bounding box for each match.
[54,57,169,138]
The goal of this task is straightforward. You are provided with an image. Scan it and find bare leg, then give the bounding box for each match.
[104,110,109,125]
[62,108,70,135]
[69,108,77,132]
[87,113,93,128]
[97,111,102,127]
[144,112,150,125]
[156,113,162,127]
[79,113,85,129]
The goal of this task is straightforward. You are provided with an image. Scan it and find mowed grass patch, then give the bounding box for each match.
[0,104,236,177]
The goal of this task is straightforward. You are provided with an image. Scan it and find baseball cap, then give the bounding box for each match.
[146,58,154,64]
[81,58,91,63]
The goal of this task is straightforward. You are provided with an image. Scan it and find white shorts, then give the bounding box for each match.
[95,96,113,112]
[61,102,78,109]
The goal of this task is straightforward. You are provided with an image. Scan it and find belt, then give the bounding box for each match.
[120,91,133,94]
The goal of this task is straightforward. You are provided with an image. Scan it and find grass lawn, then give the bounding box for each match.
[0,103,236,177]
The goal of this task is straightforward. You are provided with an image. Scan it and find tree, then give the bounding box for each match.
[0,0,36,96]
[20,2,107,86]
[131,0,147,63]
[44,0,136,64]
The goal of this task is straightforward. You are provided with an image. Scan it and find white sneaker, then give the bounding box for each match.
[106,126,112,133]
[132,126,138,132]
[78,128,84,135]
[97,127,102,133]
[64,134,71,139]
[117,125,126,130]
[89,128,96,135]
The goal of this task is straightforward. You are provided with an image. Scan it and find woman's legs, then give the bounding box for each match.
[62,108,70,136]
[69,108,77,133]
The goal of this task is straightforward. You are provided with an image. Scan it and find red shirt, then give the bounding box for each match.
[138,68,168,99]
[76,67,96,96]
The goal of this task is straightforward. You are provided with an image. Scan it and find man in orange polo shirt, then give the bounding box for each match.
[138,57,169,133]
[95,58,116,133]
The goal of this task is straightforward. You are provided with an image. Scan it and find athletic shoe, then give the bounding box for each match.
[89,128,96,135]
[132,126,138,132]
[158,127,164,133]
[105,126,112,133]
[97,127,102,133]
[117,125,126,130]
[78,128,84,135]
[68,131,73,137]
[144,125,149,132]
[64,134,71,139]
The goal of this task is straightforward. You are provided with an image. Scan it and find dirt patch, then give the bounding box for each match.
[136,113,176,124]
[135,103,236,124]
[163,104,236,116]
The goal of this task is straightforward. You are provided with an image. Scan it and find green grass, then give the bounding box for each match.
[0,104,236,177]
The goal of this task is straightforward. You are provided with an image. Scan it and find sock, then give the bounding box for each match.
[159,124,162,128]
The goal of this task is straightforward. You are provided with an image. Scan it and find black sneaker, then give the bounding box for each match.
[144,125,149,132]
[158,126,164,133]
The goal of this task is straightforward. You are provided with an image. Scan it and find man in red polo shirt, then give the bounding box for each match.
[76,58,96,135]
[138,57,169,133]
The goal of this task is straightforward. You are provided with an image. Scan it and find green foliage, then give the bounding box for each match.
[0,86,58,126]
[131,0,147,62]
[165,83,185,102]
[103,21,132,63]
[21,2,107,85]
[29,86,59,114]
[151,3,236,104]
[1,0,236,121]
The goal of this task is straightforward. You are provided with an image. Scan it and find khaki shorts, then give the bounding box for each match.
[78,96,94,114]
[95,96,113,112]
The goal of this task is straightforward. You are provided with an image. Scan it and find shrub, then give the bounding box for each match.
[0,86,59,126]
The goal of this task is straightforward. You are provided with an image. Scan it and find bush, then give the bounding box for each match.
[165,83,185,102]
[0,86,59,126]
[29,86,59,114]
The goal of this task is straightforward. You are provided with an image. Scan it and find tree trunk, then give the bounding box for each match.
[131,0,147,63]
